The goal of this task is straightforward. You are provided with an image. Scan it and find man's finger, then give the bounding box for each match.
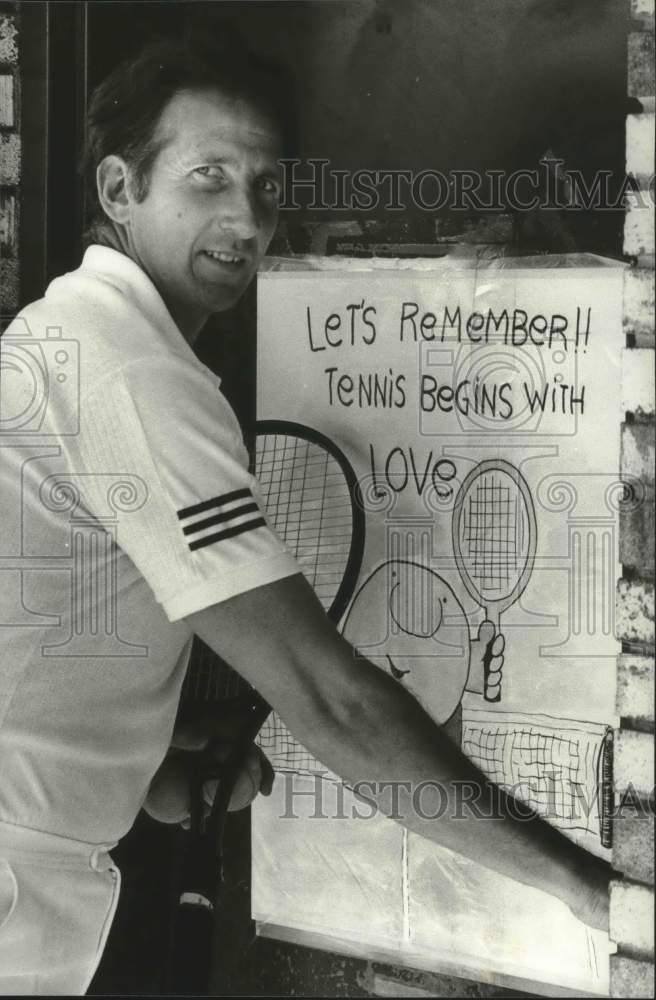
[257,748,275,796]
[243,744,268,790]
[201,744,274,807]
[170,721,211,751]
[203,777,219,807]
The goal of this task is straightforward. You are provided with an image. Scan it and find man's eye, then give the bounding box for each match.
[193,166,225,181]
[256,176,280,196]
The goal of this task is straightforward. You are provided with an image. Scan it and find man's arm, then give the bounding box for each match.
[187,573,612,930]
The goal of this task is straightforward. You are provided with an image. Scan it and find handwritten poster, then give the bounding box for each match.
[253,258,625,994]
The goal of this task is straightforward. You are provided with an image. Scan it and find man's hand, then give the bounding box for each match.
[466,620,505,695]
[202,743,274,815]
[143,710,274,824]
[563,858,612,932]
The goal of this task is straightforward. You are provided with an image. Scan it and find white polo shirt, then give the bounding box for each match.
[0,245,299,844]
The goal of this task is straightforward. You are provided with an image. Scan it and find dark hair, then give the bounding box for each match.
[83,22,297,226]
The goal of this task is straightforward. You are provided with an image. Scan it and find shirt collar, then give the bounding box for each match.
[80,245,215,379]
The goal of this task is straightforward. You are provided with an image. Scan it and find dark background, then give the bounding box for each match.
[23,0,633,425]
[41,0,633,276]
[86,0,630,182]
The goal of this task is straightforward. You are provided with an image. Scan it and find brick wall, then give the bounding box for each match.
[610,1,656,997]
[0,1,18,314]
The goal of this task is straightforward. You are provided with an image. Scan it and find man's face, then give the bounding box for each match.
[125,87,282,337]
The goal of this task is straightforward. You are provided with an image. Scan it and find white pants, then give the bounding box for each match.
[0,821,121,995]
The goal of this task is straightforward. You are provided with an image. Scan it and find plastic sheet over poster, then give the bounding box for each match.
[253,256,626,995]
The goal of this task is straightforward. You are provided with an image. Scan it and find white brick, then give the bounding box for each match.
[625,198,655,257]
[617,654,656,725]
[631,0,655,20]
[614,812,655,884]
[611,954,655,997]
[0,73,14,128]
[628,33,655,98]
[620,483,655,575]
[623,268,655,347]
[615,729,655,796]
[0,189,17,256]
[627,114,655,181]
[616,578,655,644]
[0,258,18,311]
[0,14,18,65]
[610,880,655,956]
[622,349,656,415]
[621,423,655,486]
[0,133,20,185]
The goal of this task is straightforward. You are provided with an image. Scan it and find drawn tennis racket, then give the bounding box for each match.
[253,420,365,624]
[169,420,365,992]
[452,459,537,703]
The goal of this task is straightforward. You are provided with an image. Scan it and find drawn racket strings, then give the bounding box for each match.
[254,420,365,622]
[452,459,537,702]
[170,420,365,992]
[250,421,366,771]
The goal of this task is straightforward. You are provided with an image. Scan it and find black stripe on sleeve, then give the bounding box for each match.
[177,487,252,521]
[188,517,266,552]
[182,502,260,536]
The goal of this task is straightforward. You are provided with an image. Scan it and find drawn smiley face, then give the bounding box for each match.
[342,560,471,726]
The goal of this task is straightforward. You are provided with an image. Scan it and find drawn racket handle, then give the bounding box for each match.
[482,608,502,703]
[452,459,537,707]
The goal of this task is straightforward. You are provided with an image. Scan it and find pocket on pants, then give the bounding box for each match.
[0,858,121,995]
[0,859,18,933]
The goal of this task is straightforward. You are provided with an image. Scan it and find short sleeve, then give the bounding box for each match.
[68,355,300,621]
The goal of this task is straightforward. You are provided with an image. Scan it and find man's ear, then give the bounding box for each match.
[96,155,134,226]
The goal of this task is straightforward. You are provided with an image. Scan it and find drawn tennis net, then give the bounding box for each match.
[462,710,613,843]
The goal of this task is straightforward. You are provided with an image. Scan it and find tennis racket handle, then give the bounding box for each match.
[179,819,219,900]
[168,901,214,993]
[483,611,501,703]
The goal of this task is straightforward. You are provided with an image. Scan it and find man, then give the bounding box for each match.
[0,30,612,995]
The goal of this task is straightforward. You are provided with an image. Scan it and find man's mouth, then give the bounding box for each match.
[202,249,248,265]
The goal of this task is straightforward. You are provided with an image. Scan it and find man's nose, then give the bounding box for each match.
[216,184,260,240]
